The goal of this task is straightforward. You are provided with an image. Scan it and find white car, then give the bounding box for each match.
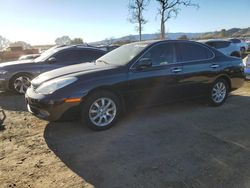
[229,38,249,54]
[200,39,241,57]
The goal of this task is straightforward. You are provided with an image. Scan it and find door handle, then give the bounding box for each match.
[171,68,182,73]
[210,64,219,68]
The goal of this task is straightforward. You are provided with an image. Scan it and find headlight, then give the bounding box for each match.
[0,70,7,75]
[36,77,77,95]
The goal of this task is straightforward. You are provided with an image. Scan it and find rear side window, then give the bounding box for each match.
[215,41,231,49]
[230,39,241,43]
[177,42,214,62]
[78,49,105,62]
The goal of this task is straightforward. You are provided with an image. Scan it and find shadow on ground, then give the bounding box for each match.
[44,95,250,188]
[0,92,27,111]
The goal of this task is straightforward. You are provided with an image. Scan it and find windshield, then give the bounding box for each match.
[96,43,148,66]
[34,46,59,62]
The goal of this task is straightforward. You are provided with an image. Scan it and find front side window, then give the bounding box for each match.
[55,50,80,64]
[141,43,175,67]
[177,42,214,62]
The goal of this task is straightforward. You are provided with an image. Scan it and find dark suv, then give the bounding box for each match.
[0,45,106,94]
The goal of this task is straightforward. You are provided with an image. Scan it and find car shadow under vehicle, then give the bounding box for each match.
[44,95,250,188]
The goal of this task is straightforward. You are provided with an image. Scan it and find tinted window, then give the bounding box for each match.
[141,43,175,66]
[206,42,216,48]
[215,41,230,49]
[79,49,105,62]
[230,39,241,43]
[177,42,213,62]
[55,50,80,64]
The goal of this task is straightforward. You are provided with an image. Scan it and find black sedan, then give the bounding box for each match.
[0,45,106,94]
[25,40,245,130]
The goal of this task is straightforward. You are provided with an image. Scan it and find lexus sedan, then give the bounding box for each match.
[25,40,245,131]
[0,45,106,94]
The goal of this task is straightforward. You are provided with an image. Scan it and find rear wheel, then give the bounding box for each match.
[81,90,121,131]
[10,74,32,94]
[209,79,229,106]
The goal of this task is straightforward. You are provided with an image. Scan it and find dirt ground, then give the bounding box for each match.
[1,82,250,188]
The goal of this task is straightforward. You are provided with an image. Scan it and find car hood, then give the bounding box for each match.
[0,59,34,68]
[31,62,119,86]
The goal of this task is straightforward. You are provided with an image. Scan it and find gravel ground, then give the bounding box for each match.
[1,82,250,188]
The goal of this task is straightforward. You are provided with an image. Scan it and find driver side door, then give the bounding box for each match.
[127,42,183,106]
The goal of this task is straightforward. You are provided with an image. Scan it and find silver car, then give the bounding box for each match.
[243,55,250,80]
[199,39,241,57]
[229,38,249,54]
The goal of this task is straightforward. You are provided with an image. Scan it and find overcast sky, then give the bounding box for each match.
[0,0,249,45]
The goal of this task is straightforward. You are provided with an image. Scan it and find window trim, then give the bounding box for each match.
[129,41,215,70]
[176,41,215,64]
[129,41,177,70]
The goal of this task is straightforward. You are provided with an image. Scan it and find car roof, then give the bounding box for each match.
[128,39,206,47]
[54,45,106,52]
[198,39,231,43]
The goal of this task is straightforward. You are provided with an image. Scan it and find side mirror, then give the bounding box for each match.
[136,58,152,70]
[47,57,57,63]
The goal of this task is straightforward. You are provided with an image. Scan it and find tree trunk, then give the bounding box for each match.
[139,22,142,41]
[139,7,142,41]
[160,12,165,39]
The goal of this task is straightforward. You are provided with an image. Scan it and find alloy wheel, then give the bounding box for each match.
[13,76,31,94]
[212,82,227,103]
[89,97,117,127]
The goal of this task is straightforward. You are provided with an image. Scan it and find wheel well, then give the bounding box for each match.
[230,51,240,57]
[216,76,231,91]
[84,87,126,112]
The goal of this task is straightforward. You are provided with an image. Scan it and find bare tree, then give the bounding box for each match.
[128,0,150,41]
[156,0,199,39]
[0,35,10,51]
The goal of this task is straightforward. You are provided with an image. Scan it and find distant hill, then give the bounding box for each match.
[91,27,250,46]
[199,27,250,39]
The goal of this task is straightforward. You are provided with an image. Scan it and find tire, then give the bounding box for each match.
[81,90,121,131]
[209,79,229,106]
[10,73,33,94]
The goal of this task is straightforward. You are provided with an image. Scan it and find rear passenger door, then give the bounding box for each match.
[176,42,217,98]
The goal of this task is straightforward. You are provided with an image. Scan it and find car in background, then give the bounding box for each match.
[25,40,245,131]
[229,38,249,54]
[200,39,241,57]
[19,54,40,60]
[243,55,250,80]
[246,41,250,51]
[0,45,106,94]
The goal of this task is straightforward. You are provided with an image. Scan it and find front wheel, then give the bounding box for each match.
[209,79,229,106]
[10,74,32,94]
[81,90,121,131]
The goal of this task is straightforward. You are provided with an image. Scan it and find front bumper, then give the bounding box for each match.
[25,87,81,121]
